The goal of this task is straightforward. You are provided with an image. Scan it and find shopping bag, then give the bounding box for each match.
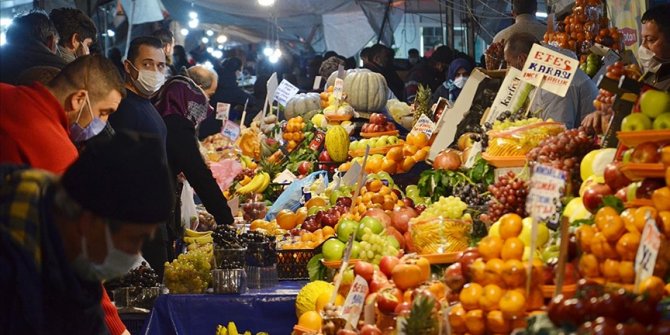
[180,180,199,230]
[265,171,329,220]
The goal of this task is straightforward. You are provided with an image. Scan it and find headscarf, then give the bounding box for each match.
[443,58,475,102]
[153,75,213,127]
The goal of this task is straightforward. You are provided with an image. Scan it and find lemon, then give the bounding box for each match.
[580,149,616,180]
[563,197,592,223]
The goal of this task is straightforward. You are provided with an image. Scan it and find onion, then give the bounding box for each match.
[390,207,417,234]
[433,149,462,170]
[364,208,391,227]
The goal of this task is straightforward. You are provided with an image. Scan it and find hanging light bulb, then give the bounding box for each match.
[217,44,224,50]
[263,46,273,57]
[188,18,199,29]
[201,37,209,44]
[106,29,115,37]
[206,47,213,53]
[180,28,189,36]
[258,0,276,6]
[216,35,228,44]
[272,48,282,58]
[269,54,279,63]
[189,11,198,19]
[212,50,223,59]
[206,30,214,36]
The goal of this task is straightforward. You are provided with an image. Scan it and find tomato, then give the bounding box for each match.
[392,263,424,291]
[376,287,403,314]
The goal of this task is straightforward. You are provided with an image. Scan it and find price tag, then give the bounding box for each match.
[333,78,344,100]
[525,164,567,229]
[215,103,230,121]
[273,79,300,107]
[341,275,369,327]
[635,212,661,290]
[520,44,579,97]
[411,114,436,138]
[221,120,241,141]
[312,75,322,90]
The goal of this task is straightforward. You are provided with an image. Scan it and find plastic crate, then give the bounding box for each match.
[276,249,316,280]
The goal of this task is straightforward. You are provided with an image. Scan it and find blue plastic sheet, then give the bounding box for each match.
[141,281,306,335]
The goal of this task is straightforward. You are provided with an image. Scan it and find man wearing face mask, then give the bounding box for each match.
[109,36,167,148]
[49,8,97,64]
[0,55,125,174]
[0,130,174,335]
[431,58,475,105]
[365,44,405,100]
[639,4,670,91]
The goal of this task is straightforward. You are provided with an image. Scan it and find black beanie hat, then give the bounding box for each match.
[61,130,175,223]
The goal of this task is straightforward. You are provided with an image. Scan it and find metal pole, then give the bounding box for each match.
[446,0,454,50]
[377,0,392,44]
[467,0,476,58]
[124,0,135,59]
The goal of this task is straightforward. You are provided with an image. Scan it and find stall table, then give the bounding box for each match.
[141,281,305,334]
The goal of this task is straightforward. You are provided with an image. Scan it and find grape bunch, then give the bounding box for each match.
[358,229,399,264]
[453,183,490,208]
[120,262,158,288]
[483,171,528,224]
[415,196,469,222]
[234,168,255,182]
[526,127,598,191]
[213,224,243,249]
[164,249,212,294]
[241,231,277,266]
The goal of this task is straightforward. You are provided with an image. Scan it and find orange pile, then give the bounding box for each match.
[351,179,401,216]
[449,213,544,335]
[282,226,335,250]
[283,116,306,151]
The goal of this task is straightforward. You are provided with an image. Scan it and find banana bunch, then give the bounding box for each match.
[236,172,270,194]
[216,322,266,335]
[239,155,257,170]
[183,228,213,245]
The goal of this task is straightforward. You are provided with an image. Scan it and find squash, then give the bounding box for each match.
[325,68,365,88]
[343,70,388,112]
[284,93,321,120]
[295,280,334,317]
[325,125,350,163]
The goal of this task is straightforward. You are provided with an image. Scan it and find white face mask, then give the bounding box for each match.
[128,62,165,96]
[453,76,468,89]
[638,45,663,73]
[71,224,141,282]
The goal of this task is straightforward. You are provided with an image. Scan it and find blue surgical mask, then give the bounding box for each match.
[71,224,141,282]
[69,92,106,143]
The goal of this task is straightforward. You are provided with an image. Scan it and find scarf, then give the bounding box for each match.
[153,75,213,127]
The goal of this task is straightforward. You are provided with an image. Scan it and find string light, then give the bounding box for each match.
[180,28,189,36]
[216,35,228,44]
[188,18,199,28]
[189,11,198,19]
[201,37,209,44]
[263,46,273,57]
[206,30,214,36]
[258,0,275,6]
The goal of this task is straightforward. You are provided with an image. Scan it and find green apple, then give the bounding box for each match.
[341,268,354,284]
[640,89,670,119]
[626,181,640,202]
[308,206,327,216]
[541,244,560,263]
[386,235,400,249]
[377,135,389,147]
[653,112,670,130]
[350,241,360,259]
[323,238,345,261]
[388,136,398,145]
[621,113,652,131]
[356,216,384,240]
[622,148,634,163]
[337,219,359,242]
[349,141,360,151]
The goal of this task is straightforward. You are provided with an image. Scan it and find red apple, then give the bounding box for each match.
[297,161,313,176]
[631,142,661,163]
[354,261,375,282]
[615,186,628,202]
[391,206,417,234]
[603,162,632,192]
[637,178,665,199]
[443,262,466,291]
[403,231,415,252]
[379,256,400,277]
[319,150,332,162]
[394,301,412,317]
[376,287,403,313]
[582,183,613,213]
[458,247,481,280]
[364,208,391,227]
[369,271,391,293]
[360,324,383,335]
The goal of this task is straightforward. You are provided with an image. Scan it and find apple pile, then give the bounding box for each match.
[445,213,548,335]
[621,89,670,132]
[575,205,670,284]
[349,136,400,152]
[547,278,670,334]
[361,113,397,134]
[300,196,353,233]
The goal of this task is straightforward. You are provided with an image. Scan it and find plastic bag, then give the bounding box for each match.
[265,171,329,221]
[180,180,198,230]
[210,158,243,191]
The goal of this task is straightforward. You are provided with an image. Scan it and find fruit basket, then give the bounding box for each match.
[214,247,246,269]
[349,144,402,157]
[113,287,160,309]
[620,162,665,180]
[421,252,461,264]
[617,130,670,147]
[410,218,471,255]
[277,248,316,280]
[481,153,527,168]
[360,130,399,138]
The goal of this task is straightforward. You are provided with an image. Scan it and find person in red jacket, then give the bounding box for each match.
[0,54,125,174]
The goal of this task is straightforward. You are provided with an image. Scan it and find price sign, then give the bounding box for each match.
[525,164,567,229]
[312,75,322,90]
[273,79,300,107]
[411,114,436,138]
[221,120,241,141]
[635,212,661,290]
[520,44,579,97]
[215,103,230,121]
[341,275,369,327]
[333,78,344,100]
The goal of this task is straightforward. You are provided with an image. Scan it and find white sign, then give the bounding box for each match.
[266,72,279,102]
[463,142,482,169]
[411,114,436,138]
[486,67,523,123]
[635,214,661,289]
[312,75,322,90]
[273,79,300,107]
[341,275,369,327]
[221,120,241,141]
[341,161,363,187]
[525,164,567,229]
[333,78,344,100]
[520,44,579,97]
[215,103,230,121]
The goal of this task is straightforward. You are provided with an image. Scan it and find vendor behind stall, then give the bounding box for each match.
[504,32,598,129]
[639,3,670,91]
[0,131,174,335]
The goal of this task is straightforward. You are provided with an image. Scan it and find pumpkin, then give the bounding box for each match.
[343,70,388,112]
[284,92,321,120]
[325,68,365,88]
[325,125,350,163]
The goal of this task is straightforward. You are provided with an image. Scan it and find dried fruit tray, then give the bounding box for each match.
[617,130,670,147]
[349,144,403,157]
[620,163,665,180]
[421,252,461,264]
[481,153,527,168]
[360,130,399,138]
